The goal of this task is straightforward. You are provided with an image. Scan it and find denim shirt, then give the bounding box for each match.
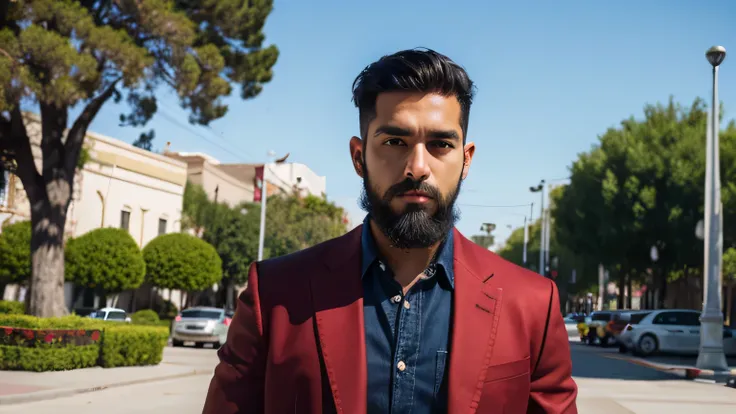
[361,216,454,414]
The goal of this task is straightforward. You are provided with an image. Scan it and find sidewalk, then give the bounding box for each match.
[0,347,217,405]
[601,352,736,381]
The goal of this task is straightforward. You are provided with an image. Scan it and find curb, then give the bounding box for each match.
[601,353,736,382]
[0,368,212,406]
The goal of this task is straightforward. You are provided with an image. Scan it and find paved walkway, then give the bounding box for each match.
[0,346,218,405]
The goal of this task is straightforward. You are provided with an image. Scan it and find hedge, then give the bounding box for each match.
[0,300,24,315]
[0,315,169,371]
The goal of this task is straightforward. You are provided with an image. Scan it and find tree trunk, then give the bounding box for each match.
[26,193,70,317]
[625,275,632,309]
[617,270,626,309]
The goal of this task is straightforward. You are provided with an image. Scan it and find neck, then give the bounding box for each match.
[369,219,445,289]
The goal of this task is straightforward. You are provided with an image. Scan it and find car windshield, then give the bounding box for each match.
[106,311,127,320]
[181,309,222,319]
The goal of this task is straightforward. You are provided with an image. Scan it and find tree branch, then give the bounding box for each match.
[64,78,120,175]
[7,104,43,202]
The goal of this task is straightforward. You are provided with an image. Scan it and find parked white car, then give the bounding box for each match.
[171,307,233,348]
[89,307,131,323]
[618,309,736,357]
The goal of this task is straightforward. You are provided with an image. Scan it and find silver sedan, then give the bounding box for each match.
[171,307,233,348]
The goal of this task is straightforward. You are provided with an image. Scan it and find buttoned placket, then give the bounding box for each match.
[377,260,427,414]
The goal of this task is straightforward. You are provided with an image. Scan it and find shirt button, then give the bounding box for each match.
[397,361,406,371]
[403,301,411,309]
[391,295,402,304]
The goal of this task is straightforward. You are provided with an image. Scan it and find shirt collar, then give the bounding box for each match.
[360,215,455,289]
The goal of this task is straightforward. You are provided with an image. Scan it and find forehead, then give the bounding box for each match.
[371,91,462,134]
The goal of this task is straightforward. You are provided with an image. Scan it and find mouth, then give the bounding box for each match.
[398,190,432,203]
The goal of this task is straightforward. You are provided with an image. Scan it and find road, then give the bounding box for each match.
[0,343,734,414]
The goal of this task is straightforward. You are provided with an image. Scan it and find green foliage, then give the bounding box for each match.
[548,97,736,304]
[132,130,155,151]
[0,345,99,371]
[143,233,222,291]
[203,202,259,287]
[259,194,349,259]
[65,228,146,293]
[0,315,169,370]
[0,0,278,121]
[723,247,736,281]
[181,181,212,234]
[130,309,160,325]
[0,300,25,315]
[0,220,31,284]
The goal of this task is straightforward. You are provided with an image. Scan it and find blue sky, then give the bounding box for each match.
[82,0,736,246]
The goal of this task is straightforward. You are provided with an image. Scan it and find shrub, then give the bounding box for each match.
[131,309,160,325]
[0,315,168,371]
[143,233,222,292]
[0,300,25,315]
[65,228,146,293]
[0,326,101,371]
[0,221,31,285]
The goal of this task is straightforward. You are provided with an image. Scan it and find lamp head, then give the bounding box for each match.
[706,46,726,67]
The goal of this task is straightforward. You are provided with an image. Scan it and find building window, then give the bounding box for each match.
[158,218,167,235]
[120,210,131,231]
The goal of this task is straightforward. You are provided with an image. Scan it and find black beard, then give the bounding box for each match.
[359,163,462,249]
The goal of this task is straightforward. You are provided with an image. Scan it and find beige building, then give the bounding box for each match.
[1,114,186,311]
[164,151,327,204]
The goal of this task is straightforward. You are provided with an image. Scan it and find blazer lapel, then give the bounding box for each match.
[448,229,504,414]
[310,226,367,414]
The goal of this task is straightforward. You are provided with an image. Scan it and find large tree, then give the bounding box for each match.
[0,0,278,316]
[553,97,736,308]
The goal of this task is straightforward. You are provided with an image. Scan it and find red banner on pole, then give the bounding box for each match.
[253,166,264,202]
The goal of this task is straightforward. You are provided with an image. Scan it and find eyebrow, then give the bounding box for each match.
[373,125,461,140]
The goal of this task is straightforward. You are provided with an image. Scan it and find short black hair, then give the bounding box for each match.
[352,48,475,141]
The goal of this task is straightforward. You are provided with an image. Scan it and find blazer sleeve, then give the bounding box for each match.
[203,263,267,414]
[528,281,578,414]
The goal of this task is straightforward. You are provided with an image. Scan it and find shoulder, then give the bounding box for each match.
[455,231,555,304]
[255,226,361,286]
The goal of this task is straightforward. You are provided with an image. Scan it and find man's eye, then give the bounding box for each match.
[431,141,453,149]
[384,138,405,146]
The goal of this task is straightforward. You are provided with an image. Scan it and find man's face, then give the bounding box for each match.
[350,92,475,248]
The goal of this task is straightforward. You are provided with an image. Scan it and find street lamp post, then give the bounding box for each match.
[696,46,729,374]
[257,151,277,262]
[529,180,546,276]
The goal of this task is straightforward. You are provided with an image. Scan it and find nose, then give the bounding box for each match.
[404,144,430,181]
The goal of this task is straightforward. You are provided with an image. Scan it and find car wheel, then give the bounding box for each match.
[587,330,597,346]
[172,339,184,347]
[635,334,658,357]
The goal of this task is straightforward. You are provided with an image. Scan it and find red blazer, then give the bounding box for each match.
[203,226,577,414]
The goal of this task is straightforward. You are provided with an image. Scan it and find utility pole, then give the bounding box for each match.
[697,45,729,374]
[529,181,545,275]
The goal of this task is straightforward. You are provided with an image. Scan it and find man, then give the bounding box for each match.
[203,48,577,414]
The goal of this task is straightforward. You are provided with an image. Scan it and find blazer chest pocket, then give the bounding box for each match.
[484,356,530,383]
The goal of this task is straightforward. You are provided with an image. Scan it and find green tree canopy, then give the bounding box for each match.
[260,194,349,259]
[0,0,278,316]
[203,202,259,288]
[552,97,736,307]
[0,220,31,285]
[143,232,222,292]
[65,228,146,293]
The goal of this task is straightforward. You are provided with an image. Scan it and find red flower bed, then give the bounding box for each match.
[0,326,103,347]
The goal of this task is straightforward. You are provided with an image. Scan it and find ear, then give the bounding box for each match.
[349,136,365,178]
[461,142,475,180]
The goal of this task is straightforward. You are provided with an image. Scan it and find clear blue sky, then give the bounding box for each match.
[83,0,736,246]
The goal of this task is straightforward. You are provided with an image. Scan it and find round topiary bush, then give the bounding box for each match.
[65,228,146,293]
[143,233,222,292]
[131,309,160,325]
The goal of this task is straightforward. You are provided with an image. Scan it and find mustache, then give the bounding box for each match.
[383,178,442,202]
